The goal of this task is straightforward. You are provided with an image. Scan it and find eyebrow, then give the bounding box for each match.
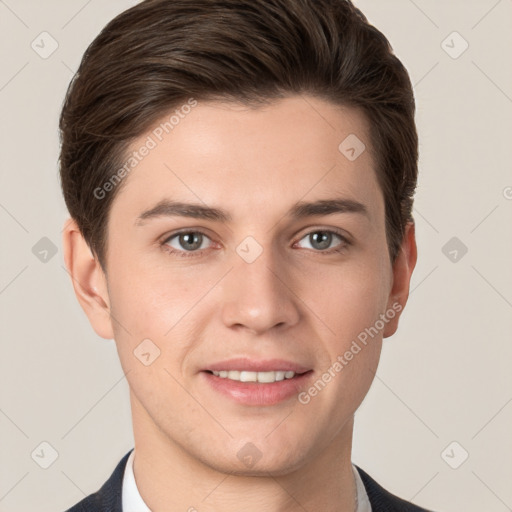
[135,197,369,226]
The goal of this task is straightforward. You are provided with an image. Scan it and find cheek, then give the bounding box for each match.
[299,255,389,401]
[300,262,385,418]
[301,256,390,341]
[107,257,221,376]
[108,253,200,331]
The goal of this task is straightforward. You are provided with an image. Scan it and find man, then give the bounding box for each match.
[60,0,432,510]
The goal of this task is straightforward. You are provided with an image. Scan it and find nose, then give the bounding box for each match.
[220,243,301,335]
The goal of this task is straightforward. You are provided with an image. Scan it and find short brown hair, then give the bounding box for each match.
[59,0,418,270]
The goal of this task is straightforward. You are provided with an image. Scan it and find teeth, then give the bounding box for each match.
[211,370,297,383]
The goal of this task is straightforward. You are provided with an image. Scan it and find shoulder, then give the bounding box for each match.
[63,449,133,512]
[354,465,437,512]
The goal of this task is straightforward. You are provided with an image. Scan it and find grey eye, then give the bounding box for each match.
[298,231,343,251]
[165,232,211,252]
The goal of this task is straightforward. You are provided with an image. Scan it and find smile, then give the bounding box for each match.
[202,369,314,406]
[209,370,298,383]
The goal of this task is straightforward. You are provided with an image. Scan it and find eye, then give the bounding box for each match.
[162,230,213,257]
[295,229,350,253]
[160,228,350,259]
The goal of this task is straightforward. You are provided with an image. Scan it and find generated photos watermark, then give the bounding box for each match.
[93,98,198,200]
[298,301,402,405]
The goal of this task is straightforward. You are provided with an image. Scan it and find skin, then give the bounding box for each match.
[63,95,417,512]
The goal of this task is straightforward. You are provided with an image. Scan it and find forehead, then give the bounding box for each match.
[112,95,383,225]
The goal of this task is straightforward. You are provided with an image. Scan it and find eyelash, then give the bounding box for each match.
[160,228,351,258]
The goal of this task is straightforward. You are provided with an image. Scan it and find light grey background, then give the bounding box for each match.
[0,1,511,511]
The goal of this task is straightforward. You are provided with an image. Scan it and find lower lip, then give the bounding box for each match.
[200,370,314,406]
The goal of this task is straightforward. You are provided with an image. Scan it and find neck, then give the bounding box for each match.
[130,391,357,512]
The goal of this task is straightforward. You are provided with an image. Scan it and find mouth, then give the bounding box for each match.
[203,369,312,383]
[200,368,314,406]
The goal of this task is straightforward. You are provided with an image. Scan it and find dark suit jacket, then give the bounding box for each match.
[65,449,435,511]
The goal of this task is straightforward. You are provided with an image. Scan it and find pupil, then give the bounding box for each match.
[312,231,331,250]
[181,232,201,250]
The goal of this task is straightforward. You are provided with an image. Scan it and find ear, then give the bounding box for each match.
[382,221,418,338]
[62,218,114,340]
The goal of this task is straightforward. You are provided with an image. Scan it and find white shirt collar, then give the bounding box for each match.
[122,449,151,512]
[122,449,371,512]
[353,463,373,512]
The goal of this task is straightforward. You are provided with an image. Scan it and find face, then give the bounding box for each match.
[66,95,415,476]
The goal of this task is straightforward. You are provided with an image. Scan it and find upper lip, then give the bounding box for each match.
[204,357,312,374]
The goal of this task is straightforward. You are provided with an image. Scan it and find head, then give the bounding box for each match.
[61,0,418,475]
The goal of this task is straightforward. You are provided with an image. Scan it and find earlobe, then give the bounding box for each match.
[382,221,418,338]
[62,218,114,340]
